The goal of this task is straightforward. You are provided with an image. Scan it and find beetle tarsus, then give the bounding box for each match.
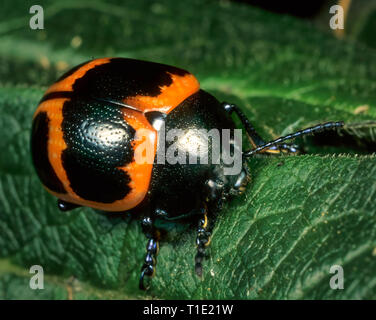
[195,209,211,278]
[139,217,160,291]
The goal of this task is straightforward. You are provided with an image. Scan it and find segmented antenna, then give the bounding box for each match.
[243,121,344,157]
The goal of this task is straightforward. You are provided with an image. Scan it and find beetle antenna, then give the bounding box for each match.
[243,121,344,157]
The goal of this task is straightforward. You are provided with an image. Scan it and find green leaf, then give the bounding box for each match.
[0,0,376,299]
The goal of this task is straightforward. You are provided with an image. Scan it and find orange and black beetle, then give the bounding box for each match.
[31,58,343,290]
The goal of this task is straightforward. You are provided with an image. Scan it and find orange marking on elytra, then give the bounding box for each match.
[124,72,200,113]
[45,58,111,94]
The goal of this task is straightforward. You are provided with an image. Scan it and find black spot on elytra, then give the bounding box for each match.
[31,112,66,194]
[61,98,135,203]
[70,58,189,100]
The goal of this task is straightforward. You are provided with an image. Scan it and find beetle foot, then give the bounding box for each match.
[195,210,211,278]
[139,217,160,290]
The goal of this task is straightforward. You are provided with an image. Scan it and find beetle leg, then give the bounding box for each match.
[222,102,300,154]
[195,205,212,277]
[57,199,81,211]
[139,216,160,290]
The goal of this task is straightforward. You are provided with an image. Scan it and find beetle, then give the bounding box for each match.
[31,57,343,290]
